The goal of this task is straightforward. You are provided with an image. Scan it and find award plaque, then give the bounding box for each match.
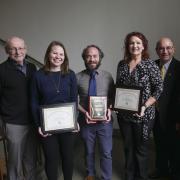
[89,96,107,121]
[41,102,77,134]
[114,85,142,113]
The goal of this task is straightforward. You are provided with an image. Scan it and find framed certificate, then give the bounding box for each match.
[40,102,77,134]
[114,85,142,113]
[89,96,107,121]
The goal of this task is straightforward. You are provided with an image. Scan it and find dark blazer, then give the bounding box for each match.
[155,57,180,129]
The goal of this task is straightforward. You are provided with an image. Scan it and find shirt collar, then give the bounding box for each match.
[160,58,172,70]
[8,58,27,74]
[8,58,26,67]
[86,68,100,75]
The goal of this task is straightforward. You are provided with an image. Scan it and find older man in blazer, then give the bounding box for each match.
[149,37,180,180]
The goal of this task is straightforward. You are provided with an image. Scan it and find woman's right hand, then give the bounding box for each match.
[134,106,146,117]
[38,127,52,137]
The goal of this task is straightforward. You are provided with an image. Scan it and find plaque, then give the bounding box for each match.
[114,85,142,113]
[41,102,77,134]
[89,96,107,121]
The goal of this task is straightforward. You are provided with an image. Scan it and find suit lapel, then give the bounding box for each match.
[163,58,175,82]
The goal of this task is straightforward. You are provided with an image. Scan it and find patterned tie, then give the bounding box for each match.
[88,71,97,96]
[160,65,166,80]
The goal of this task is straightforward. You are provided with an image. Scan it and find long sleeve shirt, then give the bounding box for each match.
[31,69,77,127]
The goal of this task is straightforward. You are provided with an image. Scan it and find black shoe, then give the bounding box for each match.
[149,172,161,179]
[149,172,169,179]
[171,174,180,180]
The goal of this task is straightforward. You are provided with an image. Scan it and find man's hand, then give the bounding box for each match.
[85,111,97,124]
[176,123,180,135]
[104,108,112,123]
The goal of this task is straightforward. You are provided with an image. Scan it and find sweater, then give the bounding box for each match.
[31,69,78,127]
[0,58,37,125]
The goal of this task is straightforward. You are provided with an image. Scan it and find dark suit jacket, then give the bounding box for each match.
[155,57,180,130]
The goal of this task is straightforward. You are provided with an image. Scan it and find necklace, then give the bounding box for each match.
[50,72,61,93]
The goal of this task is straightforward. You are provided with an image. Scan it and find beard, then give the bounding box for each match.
[84,60,101,71]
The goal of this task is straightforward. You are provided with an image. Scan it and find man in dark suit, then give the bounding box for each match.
[0,36,37,180]
[150,37,180,179]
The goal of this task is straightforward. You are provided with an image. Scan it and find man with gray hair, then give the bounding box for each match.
[0,36,37,180]
[149,37,180,180]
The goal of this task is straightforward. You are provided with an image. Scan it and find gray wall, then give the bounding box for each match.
[1,0,180,128]
[1,0,180,78]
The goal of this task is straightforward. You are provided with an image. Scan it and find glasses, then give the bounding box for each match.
[9,47,26,54]
[86,55,99,59]
[158,46,174,52]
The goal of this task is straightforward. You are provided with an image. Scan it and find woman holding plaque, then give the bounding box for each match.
[116,32,163,180]
[31,41,78,180]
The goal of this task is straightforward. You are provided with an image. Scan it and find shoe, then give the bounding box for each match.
[85,176,95,180]
[171,174,180,180]
[149,172,161,179]
[149,171,169,179]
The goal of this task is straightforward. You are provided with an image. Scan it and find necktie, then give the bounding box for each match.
[17,64,26,75]
[160,65,166,80]
[88,71,97,96]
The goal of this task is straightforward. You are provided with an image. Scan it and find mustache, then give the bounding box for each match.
[84,61,101,69]
[88,62,98,64]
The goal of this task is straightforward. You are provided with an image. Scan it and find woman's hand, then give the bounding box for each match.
[72,123,80,133]
[38,127,52,137]
[134,106,146,117]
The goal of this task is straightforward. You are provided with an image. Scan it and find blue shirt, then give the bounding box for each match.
[10,58,27,75]
[31,68,78,126]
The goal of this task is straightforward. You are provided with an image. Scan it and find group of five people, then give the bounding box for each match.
[0,32,179,180]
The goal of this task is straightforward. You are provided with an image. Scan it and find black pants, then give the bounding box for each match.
[153,114,180,178]
[119,120,150,180]
[41,132,75,180]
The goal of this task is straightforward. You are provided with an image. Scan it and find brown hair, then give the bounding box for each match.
[82,44,104,61]
[43,41,69,74]
[123,32,149,62]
